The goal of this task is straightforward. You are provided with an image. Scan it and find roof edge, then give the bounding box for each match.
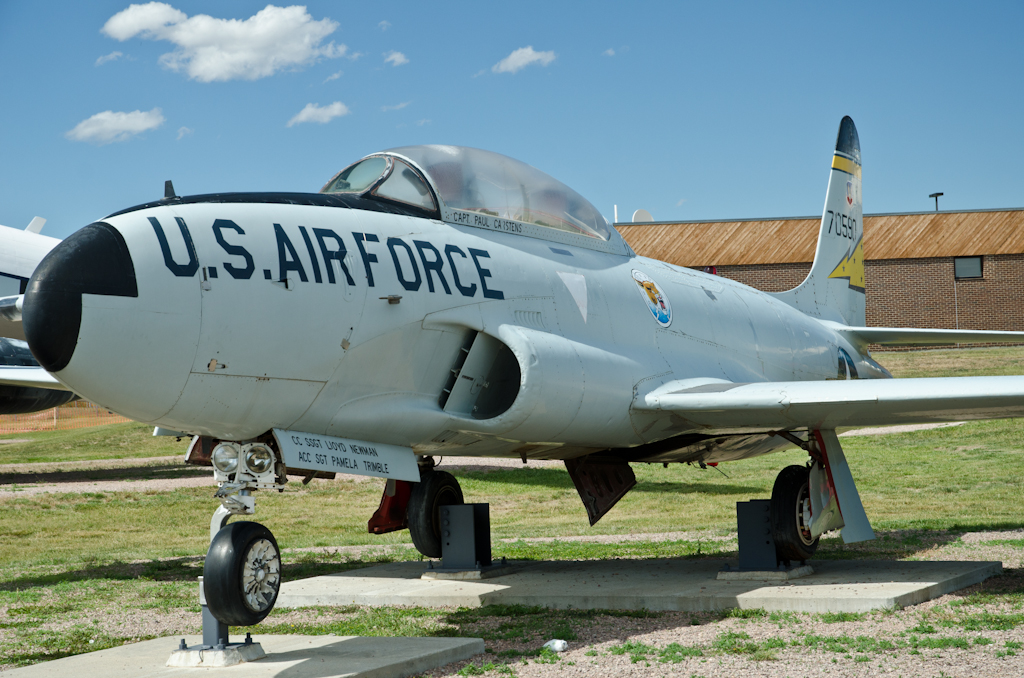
[614,207,1024,227]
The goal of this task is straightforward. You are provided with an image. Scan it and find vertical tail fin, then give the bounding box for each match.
[772,116,864,326]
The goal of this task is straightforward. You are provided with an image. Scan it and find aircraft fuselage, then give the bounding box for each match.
[29,195,884,463]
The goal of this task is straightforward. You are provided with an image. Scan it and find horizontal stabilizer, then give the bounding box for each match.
[638,375,1024,430]
[0,366,70,391]
[832,324,1024,347]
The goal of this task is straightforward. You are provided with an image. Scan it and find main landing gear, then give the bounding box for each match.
[366,457,466,558]
[770,465,818,562]
[765,428,872,565]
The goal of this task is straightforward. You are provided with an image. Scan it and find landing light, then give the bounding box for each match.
[245,446,274,474]
[212,443,239,473]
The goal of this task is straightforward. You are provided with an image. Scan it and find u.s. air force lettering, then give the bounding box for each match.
[272,428,420,482]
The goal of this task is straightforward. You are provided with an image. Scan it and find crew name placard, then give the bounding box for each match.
[272,429,420,482]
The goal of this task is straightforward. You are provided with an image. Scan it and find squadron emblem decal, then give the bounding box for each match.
[631,270,672,327]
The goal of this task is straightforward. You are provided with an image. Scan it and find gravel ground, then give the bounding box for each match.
[423,568,1024,678]
[0,455,207,497]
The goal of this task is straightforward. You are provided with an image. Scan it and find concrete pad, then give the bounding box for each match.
[167,642,266,667]
[278,558,1002,614]
[3,635,484,678]
[717,564,814,581]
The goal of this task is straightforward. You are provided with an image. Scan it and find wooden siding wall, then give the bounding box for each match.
[617,210,1024,269]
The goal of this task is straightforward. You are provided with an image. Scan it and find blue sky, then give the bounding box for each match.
[1,1,1022,239]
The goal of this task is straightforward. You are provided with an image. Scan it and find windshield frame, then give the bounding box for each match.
[320,154,440,219]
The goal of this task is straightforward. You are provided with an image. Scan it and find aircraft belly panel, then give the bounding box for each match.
[159,373,326,440]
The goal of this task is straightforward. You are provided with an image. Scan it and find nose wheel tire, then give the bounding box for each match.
[407,470,464,558]
[204,521,281,626]
[770,465,819,564]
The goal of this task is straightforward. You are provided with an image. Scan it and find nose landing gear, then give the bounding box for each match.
[204,521,282,626]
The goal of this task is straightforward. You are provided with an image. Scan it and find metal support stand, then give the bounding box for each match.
[736,500,778,571]
[166,577,267,667]
[200,577,231,648]
[718,500,813,581]
[422,503,512,580]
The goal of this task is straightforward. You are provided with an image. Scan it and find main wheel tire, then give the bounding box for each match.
[407,470,464,558]
[770,465,819,563]
[204,521,281,626]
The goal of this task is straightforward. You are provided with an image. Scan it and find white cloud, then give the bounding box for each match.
[383,50,408,67]
[95,51,124,66]
[676,198,687,207]
[323,70,342,83]
[416,119,431,126]
[287,101,349,127]
[378,20,391,31]
[66,108,165,145]
[603,48,615,57]
[381,101,410,112]
[177,126,193,140]
[492,46,556,74]
[101,3,346,82]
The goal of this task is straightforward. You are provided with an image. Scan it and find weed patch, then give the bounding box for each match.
[713,631,785,660]
[820,611,866,623]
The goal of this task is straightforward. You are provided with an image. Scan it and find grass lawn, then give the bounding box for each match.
[1,345,1023,670]
[2,416,1022,574]
[0,422,186,464]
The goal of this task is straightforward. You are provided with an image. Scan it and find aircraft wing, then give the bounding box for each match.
[0,295,23,341]
[828,324,1024,347]
[638,376,1024,430]
[0,365,70,390]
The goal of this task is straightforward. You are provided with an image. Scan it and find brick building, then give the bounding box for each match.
[617,208,1024,333]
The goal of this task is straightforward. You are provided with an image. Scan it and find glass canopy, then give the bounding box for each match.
[322,146,611,241]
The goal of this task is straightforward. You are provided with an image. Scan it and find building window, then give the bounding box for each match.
[954,256,983,279]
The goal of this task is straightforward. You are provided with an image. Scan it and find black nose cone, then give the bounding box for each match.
[23,222,138,373]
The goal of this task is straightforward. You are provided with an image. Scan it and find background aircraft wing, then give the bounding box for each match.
[0,365,70,390]
[638,376,1024,430]
[0,295,23,340]
[831,324,1024,347]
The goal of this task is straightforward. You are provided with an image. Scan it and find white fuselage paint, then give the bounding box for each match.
[54,201,876,461]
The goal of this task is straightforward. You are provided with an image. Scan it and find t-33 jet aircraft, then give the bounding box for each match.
[5,117,1024,626]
